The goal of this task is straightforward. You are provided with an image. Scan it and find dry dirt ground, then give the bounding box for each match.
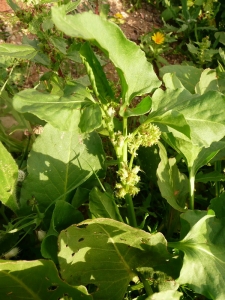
[0,0,162,45]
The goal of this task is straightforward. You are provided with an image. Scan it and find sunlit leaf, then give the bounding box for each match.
[19,124,105,215]
[0,142,18,214]
[157,142,188,212]
[0,259,92,299]
[58,218,175,300]
[51,7,161,105]
[160,65,202,93]
[169,211,225,299]
[0,44,37,59]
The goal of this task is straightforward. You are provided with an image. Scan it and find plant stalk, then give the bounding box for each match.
[122,117,138,227]
[189,169,195,210]
[124,194,137,227]
[138,272,153,296]
[214,161,221,198]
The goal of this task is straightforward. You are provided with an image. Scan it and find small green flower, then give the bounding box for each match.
[139,123,161,147]
[116,163,141,198]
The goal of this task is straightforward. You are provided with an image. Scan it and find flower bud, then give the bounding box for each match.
[107,106,115,118]
[37,230,46,241]
[17,170,25,182]
[3,247,20,260]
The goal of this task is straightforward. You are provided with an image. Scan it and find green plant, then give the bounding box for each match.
[148,0,225,68]
[1,3,225,300]
[140,30,177,71]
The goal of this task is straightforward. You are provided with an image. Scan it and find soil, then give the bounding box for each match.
[0,0,11,12]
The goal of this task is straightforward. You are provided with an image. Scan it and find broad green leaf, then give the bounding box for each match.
[89,187,123,222]
[51,7,161,105]
[42,17,54,31]
[157,89,225,148]
[0,142,18,214]
[196,170,225,183]
[19,124,105,214]
[149,88,191,138]
[163,134,225,174]
[138,145,161,185]
[149,110,190,138]
[50,36,67,55]
[219,47,225,65]
[157,142,188,212]
[160,65,202,93]
[124,96,152,117]
[195,68,219,94]
[215,32,225,46]
[67,41,82,63]
[41,200,83,262]
[79,42,115,104]
[185,90,225,147]
[169,211,225,299]
[32,51,51,66]
[209,193,225,222]
[58,218,174,300]
[0,44,37,59]
[148,290,183,300]
[179,209,207,239]
[13,83,94,132]
[71,187,90,209]
[186,43,198,55]
[162,73,185,90]
[21,36,51,66]
[217,68,225,93]
[151,88,192,114]
[0,259,92,299]
[79,102,102,133]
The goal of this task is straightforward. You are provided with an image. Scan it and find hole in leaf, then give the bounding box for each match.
[78,237,84,242]
[48,284,58,291]
[66,244,68,247]
[86,283,98,294]
[79,224,88,229]
[71,252,75,256]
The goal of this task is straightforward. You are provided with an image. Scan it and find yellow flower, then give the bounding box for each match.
[152,32,165,45]
[114,12,123,19]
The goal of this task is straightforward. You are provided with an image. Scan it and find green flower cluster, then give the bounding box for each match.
[115,163,141,198]
[113,123,160,198]
[128,123,161,156]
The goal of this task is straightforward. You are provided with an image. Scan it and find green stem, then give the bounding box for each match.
[0,61,17,96]
[122,117,128,164]
[189,168,195,210]
[129,152,135,170]
[138,273,153,296]
[124,194,137,227]
[0,204,9,224]
[215,161,222,198]
[122,117,137,227]
[194,23,199,43]
[18,135,31,169]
